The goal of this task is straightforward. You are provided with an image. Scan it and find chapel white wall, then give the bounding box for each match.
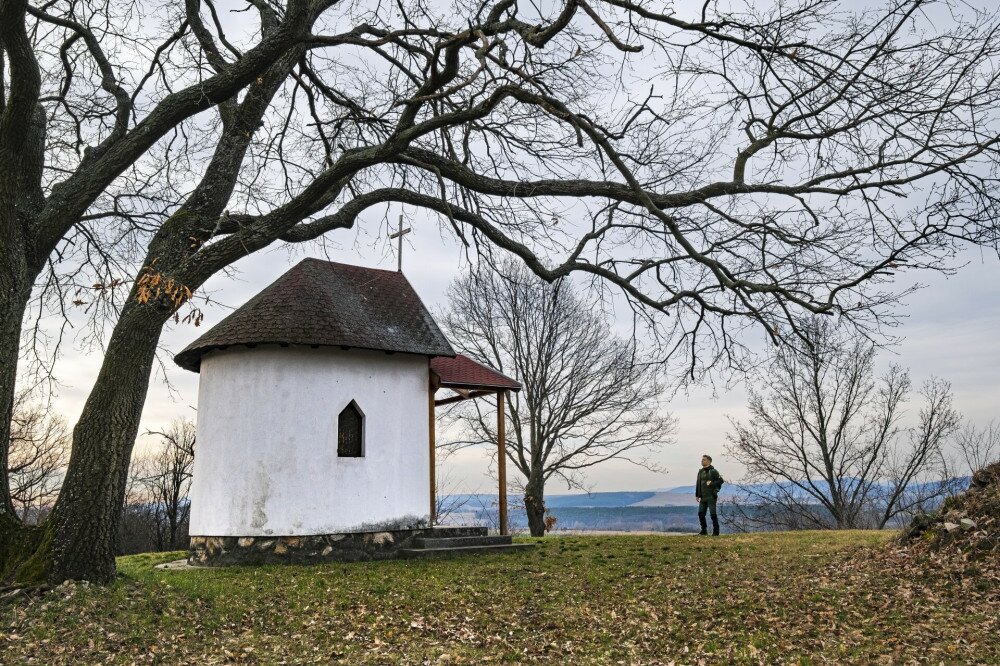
[189,346,430,536]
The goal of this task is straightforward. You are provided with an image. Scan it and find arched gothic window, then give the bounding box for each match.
[337,400,364,457]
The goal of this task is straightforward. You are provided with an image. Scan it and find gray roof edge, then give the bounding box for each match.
[175,340,456,373]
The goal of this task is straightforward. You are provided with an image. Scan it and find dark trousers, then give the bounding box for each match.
[698,495,719,535]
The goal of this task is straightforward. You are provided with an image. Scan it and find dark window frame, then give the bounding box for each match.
[337,400,365,458]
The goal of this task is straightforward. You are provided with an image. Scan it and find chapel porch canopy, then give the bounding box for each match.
[428,354,521,535]
[430,354,521,404]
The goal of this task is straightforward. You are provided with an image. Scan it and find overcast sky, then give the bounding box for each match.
[26,0,1000,496]
[43,204,1000,495]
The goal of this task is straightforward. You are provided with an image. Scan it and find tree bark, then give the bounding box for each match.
[0,233,49,584]
[0,96,47,521]
[167,511,177,551]
[524,471,546,537]
[0,265,32,520]
[45,297,172,583]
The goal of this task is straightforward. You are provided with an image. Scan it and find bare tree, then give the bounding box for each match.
[955,421,1000,475]
[7,392,68,523]
[441,261,675,536]
[3,0,1000,583]
[139,420,196,551]
[114,421,195,554]
[117,455,160,556]
[727,319,961,530]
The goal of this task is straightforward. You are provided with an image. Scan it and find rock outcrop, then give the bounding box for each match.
[899,462,1000,558]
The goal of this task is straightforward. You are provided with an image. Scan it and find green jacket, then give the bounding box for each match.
[696,466,724,499]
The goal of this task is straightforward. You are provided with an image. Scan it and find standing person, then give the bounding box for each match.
[696,455,724,536]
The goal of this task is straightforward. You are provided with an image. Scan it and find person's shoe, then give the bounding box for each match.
[698,530,708,536]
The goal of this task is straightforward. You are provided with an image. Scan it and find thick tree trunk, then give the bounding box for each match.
[168,509,180,550]
[524,471,546,537]
[0,270,32,520]
[0,197,42,522]
[0,514,46,585]
[1,100,49,522]
[45,299,171,583]
[0,247,47,585]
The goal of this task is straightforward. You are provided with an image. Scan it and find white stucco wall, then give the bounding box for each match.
[189,346,430,536]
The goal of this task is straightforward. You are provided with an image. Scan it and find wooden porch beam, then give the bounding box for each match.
[434,389,497,406]
[497,390,508,536]
[429,382,436,525]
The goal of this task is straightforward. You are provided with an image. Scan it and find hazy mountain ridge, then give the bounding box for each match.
[443,483,792,510]
[444,476,970,513]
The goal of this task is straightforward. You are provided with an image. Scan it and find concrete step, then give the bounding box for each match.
[413,535,513,549]
[423,525,488,538]
[398,543,534,559]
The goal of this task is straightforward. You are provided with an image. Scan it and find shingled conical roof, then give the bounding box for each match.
[174,259,454,372]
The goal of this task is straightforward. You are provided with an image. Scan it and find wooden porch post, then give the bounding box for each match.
[429,382,437,525]
[497,390,508,536]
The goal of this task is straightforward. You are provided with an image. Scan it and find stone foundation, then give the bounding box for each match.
[188,526,488,566]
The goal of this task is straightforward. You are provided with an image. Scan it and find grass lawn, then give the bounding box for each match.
[2,531,997,664]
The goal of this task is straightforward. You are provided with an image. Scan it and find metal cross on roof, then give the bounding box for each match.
[389,214,412,272]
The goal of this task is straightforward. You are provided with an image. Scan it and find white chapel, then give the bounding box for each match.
[174,259,523,564]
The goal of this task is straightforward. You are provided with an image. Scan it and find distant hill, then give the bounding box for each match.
[441,487,725,533]
[544,491,657,508]
[445,485,759,513]
[536,482,803,508]
[630,491,697,507]
[443,476,969,516]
